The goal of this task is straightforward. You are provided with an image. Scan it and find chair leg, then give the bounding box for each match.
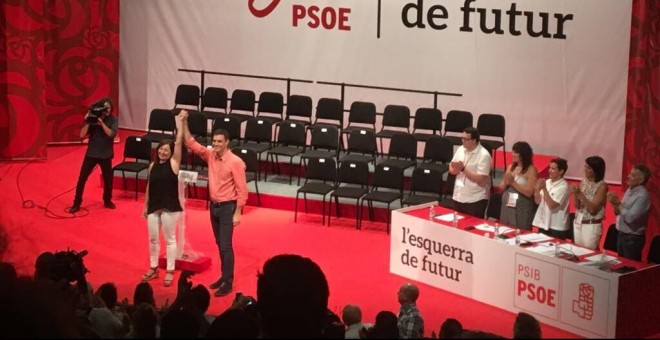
[288,158,293,185]
[335,196,341,218]
[294,192,299,222]
[328,197,333,226]
[357,199,363,230]
[387,203,391,234]
[121,171,127,190]
[254,180,261,206]
[321,196,326,225]
[304,193,309,213]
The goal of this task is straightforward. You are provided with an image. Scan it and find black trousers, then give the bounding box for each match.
[453,199,488,219]
[73,156,113,206]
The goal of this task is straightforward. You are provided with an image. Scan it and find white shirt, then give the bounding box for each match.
[532,178,569,231]
[451,144,492,203]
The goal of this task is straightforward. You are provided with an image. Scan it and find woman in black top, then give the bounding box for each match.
[142,114,184,287]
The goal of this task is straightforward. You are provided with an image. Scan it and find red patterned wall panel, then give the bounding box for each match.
[0,0,47,160]
[626,0,659,239]
[0,0,118,160]
[44,0,119,143]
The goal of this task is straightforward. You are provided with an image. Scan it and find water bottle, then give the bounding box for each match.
[494,222,500,239]
[601,249,607,261]
[554,243,561,257]
[515,229,521,245]
[429,205,436,220]
[452,211,459,228]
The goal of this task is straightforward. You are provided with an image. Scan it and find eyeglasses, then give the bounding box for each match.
[461,137,473,141]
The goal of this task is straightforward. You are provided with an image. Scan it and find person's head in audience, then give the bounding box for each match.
[628,164,651,188]
[584,156,606,182]
[0,276,80,337]
[97,282,118,309]
[513,312,541,339]
[342,304,362,327]
[511,141,534,173]
[134,281,156,307]
[460,330,506,339]
[34,251,55,281]
[131,302,158,338]
[397,282,420,306]
[206,308,258,339]
[461,127,480,151]
[548,158,568,181]
[439,318,463,338]
[160,309,200,338]
[257,254,329,338]
[322,309,345,339]
[191,284,211,314]
[365,310,399,338]
[0,262,17,293]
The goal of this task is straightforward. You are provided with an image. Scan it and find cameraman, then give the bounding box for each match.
[69,98,118,213]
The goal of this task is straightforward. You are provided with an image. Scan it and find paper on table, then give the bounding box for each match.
[584,254,620,263]
[558,244,595,256]
[518,233,553,243]
[526,244,557,256]
[434,213,466,222]
[473,223,514,234]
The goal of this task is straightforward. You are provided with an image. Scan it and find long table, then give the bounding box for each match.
[390,204,660,338]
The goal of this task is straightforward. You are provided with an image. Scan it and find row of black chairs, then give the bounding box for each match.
[171,84,506,169]
[111,136,263,205]
[294,157,450,233]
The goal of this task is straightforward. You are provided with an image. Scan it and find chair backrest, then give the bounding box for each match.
[410,167,443,195]
[174,84,200,109]
[230,89,256,114]
[648,235,660,264]
[257,92,284,117]
[244,117,273,143]
[315,98,344,126]
[603,224,618,251]
[348,101,376,126]
[423,136,453,163]
[373,163,404,191]
[304,157,337,183]
[201,87,228,111]
[346,129,377,155]
[187,110,207,138]
[286,95,313,122]
[338,160,369,186]
[381,105,411,131]
[124,136,152,161]
[233,147,258,174]
[309,124,340,151]
[211,115,241,141]
[276,120,306,146]
[444,110,473,134]
[387,132,417,160]
[486,192,502,220]
[147,109,176,132]
[413,108,442,132]
[476,113,505,139]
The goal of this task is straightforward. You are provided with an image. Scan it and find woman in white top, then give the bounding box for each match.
[533,158,570,239]
[498,141,538,230]
[570,156,608,250]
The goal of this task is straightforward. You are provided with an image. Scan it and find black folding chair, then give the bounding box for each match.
[294,157,337,225]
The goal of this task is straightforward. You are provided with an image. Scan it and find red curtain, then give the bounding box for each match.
[0,0,119,160]
[625,0,659,237]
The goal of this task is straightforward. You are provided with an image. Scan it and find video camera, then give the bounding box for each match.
[50,249,89,283]
[86,100,110,124]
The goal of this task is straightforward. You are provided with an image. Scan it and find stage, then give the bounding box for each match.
[0,129,630,338]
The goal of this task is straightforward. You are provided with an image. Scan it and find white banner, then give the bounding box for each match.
[390,208,619,338]
[119,0,632,182]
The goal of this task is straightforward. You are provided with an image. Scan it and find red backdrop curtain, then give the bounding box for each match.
[625,0,659,240]
[0,0,119,160]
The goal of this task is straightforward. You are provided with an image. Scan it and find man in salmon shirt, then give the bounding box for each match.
[180,110,248,297]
